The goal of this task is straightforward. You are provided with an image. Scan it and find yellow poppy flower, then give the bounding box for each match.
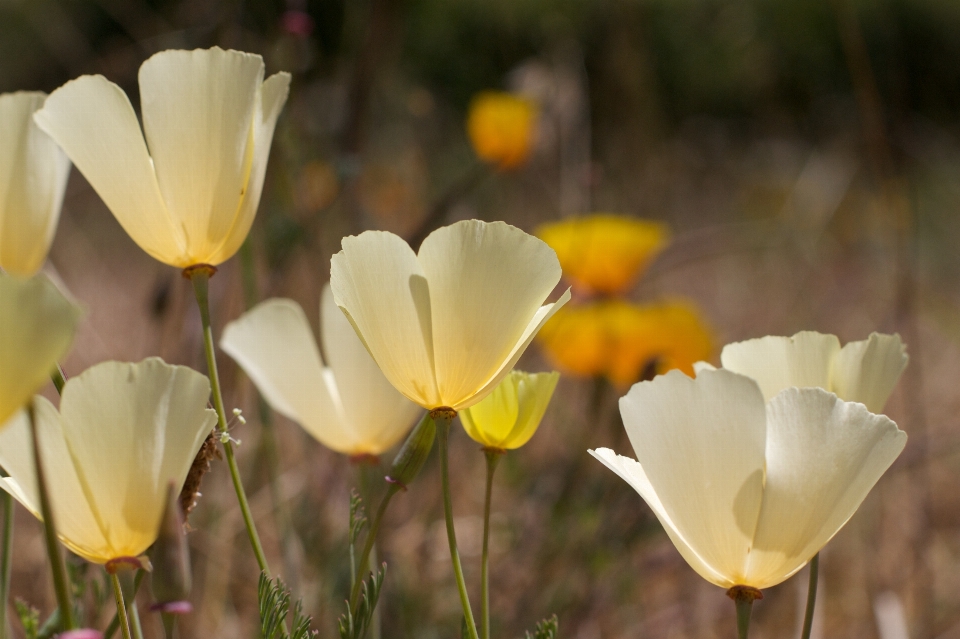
[0,92,71,277]
[460,370,559,450]
[536,299,712,387]
[466,91,538,170]
[34,48,291,268]
[536,214,670,295]
[0,359,217,566]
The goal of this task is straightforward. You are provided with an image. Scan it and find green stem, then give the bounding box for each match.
[109,573,132,639]
[357,464,383,639]
[735,597,753,639]
[349,483,400,611]
[50,365,67,395]
[480,450,502,639]
[800,553,819,639]
[187,267,270,576]
[104,571,144,639]
[28,404,75,631]
[0,491,12,639]
[436,413,479,639]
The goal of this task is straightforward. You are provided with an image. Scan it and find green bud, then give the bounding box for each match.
[386,411,436,490]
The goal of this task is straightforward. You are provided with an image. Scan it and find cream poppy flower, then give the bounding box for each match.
[0,274,80,427]
[329,220,571,411]
[33,47,291,268]
[0,92,71,277]
[221,285,423,456]
[713,331,908,414]
[460,370,559,450]
[591,367,906,591]
[0,358,217,566]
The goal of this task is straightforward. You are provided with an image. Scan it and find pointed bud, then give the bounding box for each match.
[386,411,435,490]
[150,483,193,615]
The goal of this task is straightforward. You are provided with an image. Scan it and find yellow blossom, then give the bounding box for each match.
[536,214,670,296]
[467,91,537,170]
[460,370,559,450]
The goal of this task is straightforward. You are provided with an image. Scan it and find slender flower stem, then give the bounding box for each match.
[109,573,133,639]
[28,404,75,631]
[480,449,502,639]
[104,571,144,639]
[51,364,67,395]
[349,482,400,611]
[800,553,820,639]
[727,586,762,639]
[435,411,480,639]
[186,266,270,575]
[0,491,12,639]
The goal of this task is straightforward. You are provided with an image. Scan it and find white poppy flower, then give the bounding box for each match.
[0,358,217,566]
[329,220,571,411]
[221,285,423,456]
[33,47,290,268]
[0,92,71,277]
[591,367,906,590]
[0,274,80,427]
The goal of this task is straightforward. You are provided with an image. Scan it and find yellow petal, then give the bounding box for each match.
[536,214,670,295]
[460,372,521,448]
[744,388,906,589]
[33,75,186,265]
[500,370,559,449]
[466,91,537,170]
[419,220,562,408]
[0,274,81,426]
[720,331,840,402]
[831,333,908,414]
[330,230,440,408]
[618,369,767,586]
[321,286,422,454]
[0,92,71,276]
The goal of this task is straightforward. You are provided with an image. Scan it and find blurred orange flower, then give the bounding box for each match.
[537,300,713,388]
[536,214,670,296]
[467,91,538,170]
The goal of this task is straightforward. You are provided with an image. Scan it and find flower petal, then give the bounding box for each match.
[321,285,421,454]
[33,75,185,265]
[207,71,291,265]
[221,298,354,451]
[619,369,767,585]
[746,388,906,589]
[139,48,264,266]
[0,274,81,426]
[501,370,559,449]
[831,333,908,413]
[0,92,71,276]
[720,331,840,401]
[419,220,562,408]
[330,230,440,408]
[56,359,217,560]
[589,448,733,588]
[459,372,520,448]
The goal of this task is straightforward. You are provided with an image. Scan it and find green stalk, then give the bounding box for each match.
[0,491,12,639]
[187,266,270,576]
[480,450,502,639]
[109,573,132,639]
[349,483,400,611]
[104,571,144,639]
[736,598,752,639]
[435,412,479,639]
[800,553,819,639]
[28,404,75,631]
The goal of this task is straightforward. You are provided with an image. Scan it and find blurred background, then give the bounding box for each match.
[3,0,960,637]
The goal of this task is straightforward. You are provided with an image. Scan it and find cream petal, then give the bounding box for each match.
[619,369,767,585]
[419,221,562,408]
[33,75,186,265]
[693,361,716,375]
[0,92,71,277]
[207,71,291,265]
[330,230,440,408]
[321,285,421,454]
[139,48,264,266]
[832,333,908,413]
[501,371,559,449]
[745,388,906,589]
[56,359,217,560]
[0,401,113,563]
[720,331,840,401]
[589,448,734,588]
[221,298,354,452]
[454,289,571,411]
[0,274,81,426]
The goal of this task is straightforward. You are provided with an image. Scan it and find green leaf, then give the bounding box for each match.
[338,563,386,639]
[524,614,559,639]
[14,599,39,639]
[258,573,319,639]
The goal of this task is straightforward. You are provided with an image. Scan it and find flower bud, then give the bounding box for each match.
[460,370,559,450]
[150,483,192,615]
[386,411,434,490]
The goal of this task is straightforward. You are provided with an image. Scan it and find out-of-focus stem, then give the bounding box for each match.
[349,482,400,611]
[435,410,479,639]
[800,553,819,639]
[480,449,502,639]
[0,491,12,639]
